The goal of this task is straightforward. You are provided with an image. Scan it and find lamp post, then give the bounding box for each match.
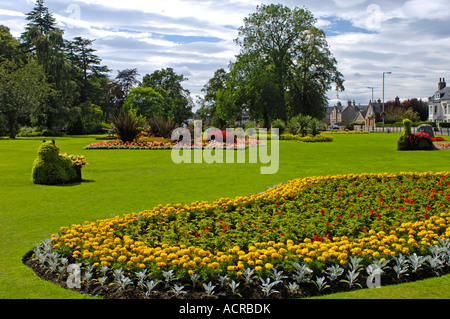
[382,72,391,132]
[367,87,374,102]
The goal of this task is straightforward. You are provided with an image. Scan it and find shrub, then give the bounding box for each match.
[308,118,321,137]
[408,132,435,150]
[112,112,143,143]
[398,119,436,151]
[17,126,42,137]
[148,117,179,139]
[271,119,286,134]
[288,114,311,136]
[244,121,256,130]
[31,140,77,185]
[403,118,412,136]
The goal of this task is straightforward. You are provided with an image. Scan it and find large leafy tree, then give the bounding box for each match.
[123,87,165,119]
[142,68,193,124]
[198,68,228,126]
[0,25,26,64]
[20,0,76,129]
[222,4,344,127]
[0,59,50,138]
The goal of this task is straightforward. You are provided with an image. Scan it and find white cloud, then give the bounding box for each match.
[1,0,450,107]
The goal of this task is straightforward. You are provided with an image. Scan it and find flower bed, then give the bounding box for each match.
[27,172,450,298]
[321,130,369,134]
[280,134,333,143]
[84,138,265,150]
[435,142,450,150]
[84,140,176,150]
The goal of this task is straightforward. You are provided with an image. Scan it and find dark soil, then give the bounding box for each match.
[23,250,450,299]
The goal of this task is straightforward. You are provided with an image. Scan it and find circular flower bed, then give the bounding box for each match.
[26,172,450,298]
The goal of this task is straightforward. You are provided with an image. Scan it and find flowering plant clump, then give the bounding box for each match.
[30,171,450,298]
[398,119,436,151]
[408,132,435,150]
[62,154,89,168]
[432,137,446,142]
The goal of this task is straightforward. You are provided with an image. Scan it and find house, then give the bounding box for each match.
[428,78,450,123]
[364,99,383,128]
[326,100,371,127]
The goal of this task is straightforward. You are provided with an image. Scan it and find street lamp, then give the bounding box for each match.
[367,87,374,102]
[382,72,392,131]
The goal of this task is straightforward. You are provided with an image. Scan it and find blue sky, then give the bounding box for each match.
[1,0,450,109]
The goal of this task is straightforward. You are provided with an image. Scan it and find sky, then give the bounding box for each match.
[1,0,450,109]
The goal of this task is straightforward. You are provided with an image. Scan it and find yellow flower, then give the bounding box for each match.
[264,263,274,270]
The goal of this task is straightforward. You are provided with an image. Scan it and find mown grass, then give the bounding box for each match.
[1,132,450,299]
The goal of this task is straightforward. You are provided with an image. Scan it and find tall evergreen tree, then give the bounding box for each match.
[20,0,76,130]
[65,37,110,104]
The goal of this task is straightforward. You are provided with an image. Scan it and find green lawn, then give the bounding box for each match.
[1,133,450,299]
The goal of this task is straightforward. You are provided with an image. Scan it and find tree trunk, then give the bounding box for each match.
[6,112,16,139]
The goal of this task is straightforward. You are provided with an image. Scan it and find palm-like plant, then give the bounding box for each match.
[148,116,179,139]
[111,111,143,143]
[288,114,312,136]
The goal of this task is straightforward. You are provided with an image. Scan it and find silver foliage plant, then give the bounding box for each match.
[31,234,450,298]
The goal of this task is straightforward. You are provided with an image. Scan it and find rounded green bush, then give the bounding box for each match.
[31,140,77,185]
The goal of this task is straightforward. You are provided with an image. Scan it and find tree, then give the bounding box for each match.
[108,68,141,113]
[0,59,50,138]
[402,98,428,121]
[384,98,423,124]
[20,0,76,130]
[226,4,344,127]
[0,25,26,64]
[142,68,193,124]
[115,68,141,97]
[123,87,165,119]
[199,68,228,126]
[65,37,110,104]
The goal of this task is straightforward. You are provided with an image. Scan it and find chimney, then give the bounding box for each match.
[439,78,446,90]
[347,100,351,107]
[352,100,356,106]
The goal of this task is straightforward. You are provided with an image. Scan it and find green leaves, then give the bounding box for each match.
[226,3,344,125]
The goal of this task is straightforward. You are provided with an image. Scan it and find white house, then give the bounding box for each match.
[428,78,450,123]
